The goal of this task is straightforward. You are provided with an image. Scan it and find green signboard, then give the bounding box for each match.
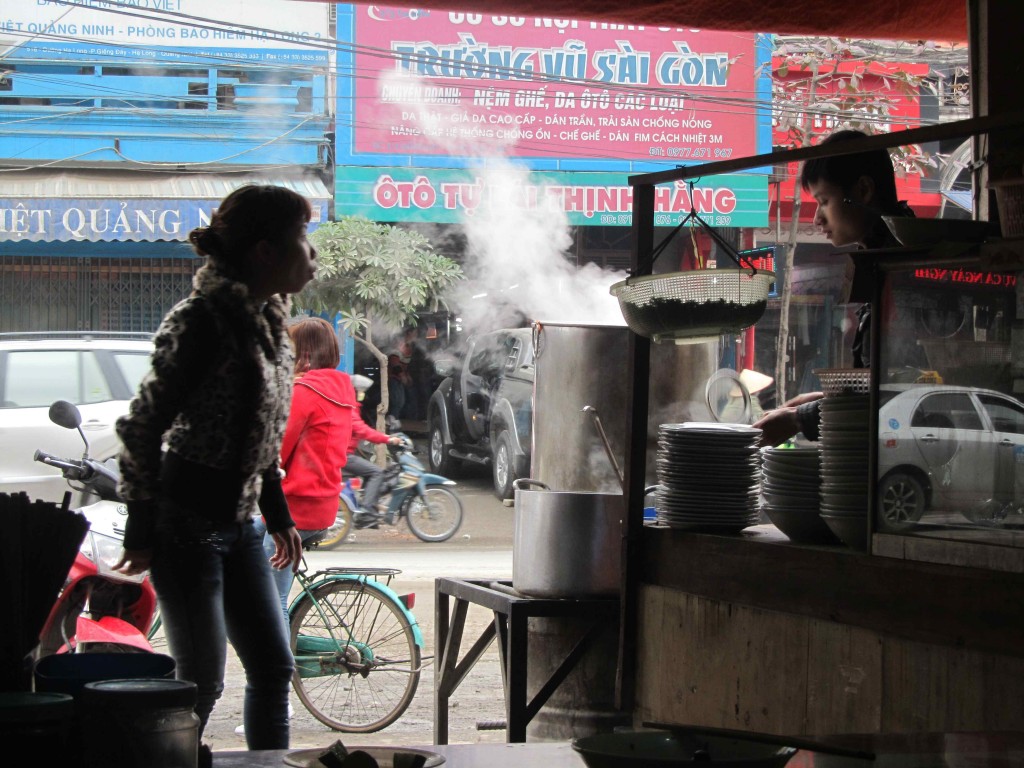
[336,166,768,227]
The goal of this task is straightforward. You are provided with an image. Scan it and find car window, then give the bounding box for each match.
[112,351,152,395]
[976,393,1024,435]
[81,351,110,404]
[910,392,983,431]
[3,350,112,407]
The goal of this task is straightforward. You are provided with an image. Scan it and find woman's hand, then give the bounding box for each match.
[388,436,403,446]
[114,549,153,576]
[270,526,303,573]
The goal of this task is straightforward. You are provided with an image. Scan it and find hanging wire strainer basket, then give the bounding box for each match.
[610,268,775,344]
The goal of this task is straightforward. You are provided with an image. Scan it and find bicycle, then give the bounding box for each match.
[288,550,426,732]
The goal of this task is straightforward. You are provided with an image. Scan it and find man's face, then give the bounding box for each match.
[807,178,873,248]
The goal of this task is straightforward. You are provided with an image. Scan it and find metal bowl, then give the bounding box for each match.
[881,216,994,247]
[610,269,775,344]
[572,730,798,768]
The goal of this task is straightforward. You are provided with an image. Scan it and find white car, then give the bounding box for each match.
[877,384,1024,529]
[0,333,153,505]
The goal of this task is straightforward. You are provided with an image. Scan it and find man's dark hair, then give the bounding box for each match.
[799,129,902,214]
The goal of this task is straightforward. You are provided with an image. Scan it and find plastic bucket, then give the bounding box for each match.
[34,652,176,698]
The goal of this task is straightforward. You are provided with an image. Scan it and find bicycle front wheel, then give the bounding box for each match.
[317,498,354,550]
[405,486,463,542]
[289,580,420,732]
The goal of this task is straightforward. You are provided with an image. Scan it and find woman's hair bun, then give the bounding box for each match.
[188,226,220,255]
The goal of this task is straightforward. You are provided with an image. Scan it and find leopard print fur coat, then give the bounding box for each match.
[116,263,294,548]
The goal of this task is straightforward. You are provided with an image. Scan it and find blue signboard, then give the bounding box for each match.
[0,198,326,243]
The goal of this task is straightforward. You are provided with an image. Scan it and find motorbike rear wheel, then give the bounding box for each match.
[405,486,463,542]
[316,498,354,550]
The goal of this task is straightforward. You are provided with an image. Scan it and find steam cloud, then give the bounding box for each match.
[380,71,628,334]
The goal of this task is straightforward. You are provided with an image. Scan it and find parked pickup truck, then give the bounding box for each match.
[427,328,534,499]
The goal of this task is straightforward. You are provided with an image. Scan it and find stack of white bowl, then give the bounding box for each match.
[760,446,839,544]
[818,393,871,550]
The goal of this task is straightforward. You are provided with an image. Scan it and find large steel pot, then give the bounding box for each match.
[531,321,719,492]
[512,479,622,598]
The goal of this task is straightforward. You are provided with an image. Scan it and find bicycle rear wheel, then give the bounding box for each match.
[316,498,354,550]
[289,579,420,732]
[406,486,463,542]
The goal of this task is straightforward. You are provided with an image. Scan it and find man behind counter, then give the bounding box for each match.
[754,129,915,447]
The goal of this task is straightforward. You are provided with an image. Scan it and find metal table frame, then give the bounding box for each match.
[434,578,620,744]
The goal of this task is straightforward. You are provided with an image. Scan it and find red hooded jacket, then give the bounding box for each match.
[279,369,392,530]
[279,369,355,530]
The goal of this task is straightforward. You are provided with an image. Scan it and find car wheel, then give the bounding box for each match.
[878,471,927,531]
[428,420,460,477]
[492,430,518,500]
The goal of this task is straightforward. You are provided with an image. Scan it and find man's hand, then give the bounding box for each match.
[752,407,799,447]
[782,391,824,408]
[114,549,153,576]
[270,526,303,573]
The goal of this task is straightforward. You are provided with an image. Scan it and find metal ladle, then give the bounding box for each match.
[581,405,625,493]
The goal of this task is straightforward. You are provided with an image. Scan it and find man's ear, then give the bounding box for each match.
[852,175,877,206]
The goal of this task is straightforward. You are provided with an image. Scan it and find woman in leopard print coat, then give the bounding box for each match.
[114,185,316,752]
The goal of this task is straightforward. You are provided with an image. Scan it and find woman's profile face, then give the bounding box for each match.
[807,178,873,248]
[255,218,317,297]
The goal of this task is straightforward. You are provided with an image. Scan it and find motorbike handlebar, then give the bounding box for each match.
[33,449,88,478]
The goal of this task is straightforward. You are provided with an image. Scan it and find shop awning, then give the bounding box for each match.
[0,170,331,243]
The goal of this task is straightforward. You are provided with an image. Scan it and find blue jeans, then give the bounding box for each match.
[150,501,293,750]
[253,517,324,626]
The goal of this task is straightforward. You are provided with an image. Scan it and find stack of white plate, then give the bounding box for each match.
[818,393,871,549]
[761,446,839,544]
[655,422,762,532]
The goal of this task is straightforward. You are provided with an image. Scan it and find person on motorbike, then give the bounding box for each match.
[345,414,403,530]
[113,185,310,757]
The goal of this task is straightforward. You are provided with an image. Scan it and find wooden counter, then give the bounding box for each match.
[636,525,1024,736]
[212,732,1024,767]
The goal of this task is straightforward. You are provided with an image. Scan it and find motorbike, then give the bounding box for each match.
[317,433,464,547]
[33,400,157,655]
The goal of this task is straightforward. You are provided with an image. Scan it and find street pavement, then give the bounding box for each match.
[197,469,517,753]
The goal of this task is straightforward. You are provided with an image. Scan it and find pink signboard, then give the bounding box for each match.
[354,8,762,162]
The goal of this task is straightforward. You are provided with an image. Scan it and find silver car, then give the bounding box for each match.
[877,384,1024,530]
[0,332,153,505]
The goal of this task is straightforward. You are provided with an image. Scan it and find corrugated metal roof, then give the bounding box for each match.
[0,170,330,200]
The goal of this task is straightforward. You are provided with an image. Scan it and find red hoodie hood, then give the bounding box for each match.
[293,368,356,409]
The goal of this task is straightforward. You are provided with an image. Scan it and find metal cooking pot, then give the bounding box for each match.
[512,479,623,598]
[531,321,720,493]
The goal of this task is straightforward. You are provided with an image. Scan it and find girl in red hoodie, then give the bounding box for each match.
[262,317,398,619]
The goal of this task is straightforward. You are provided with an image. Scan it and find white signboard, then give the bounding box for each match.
[2,0,328,55]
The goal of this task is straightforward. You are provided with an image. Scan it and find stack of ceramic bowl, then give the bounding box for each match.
[760,446,839,544]
[655,422,762,532]
[815,369,872,550]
